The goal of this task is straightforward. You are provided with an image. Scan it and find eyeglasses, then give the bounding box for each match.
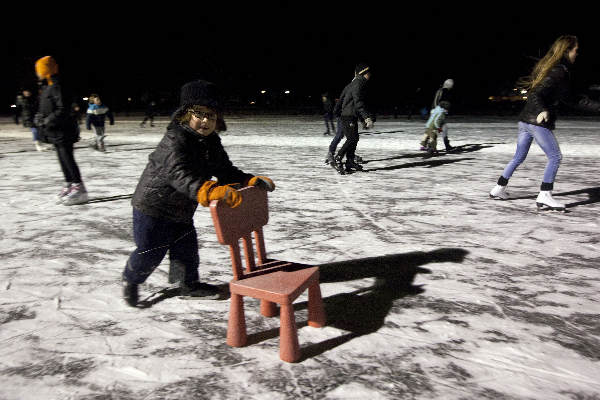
[190,110,218,121]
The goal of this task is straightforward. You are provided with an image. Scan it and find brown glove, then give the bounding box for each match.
[248,176,276,192]
[197,180,243,208]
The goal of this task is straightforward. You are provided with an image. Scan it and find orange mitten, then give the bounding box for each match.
[248,176,275,192]
[197,180,242,208]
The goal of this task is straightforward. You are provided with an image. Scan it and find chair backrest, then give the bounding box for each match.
[210,186,269,280]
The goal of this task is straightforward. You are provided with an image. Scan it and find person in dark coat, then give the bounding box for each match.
[34,56,88,205]
[489,35,600,210]
[140,100,157,127]
[122,79,276,307]
[332,63,375,173]
[321,92,335,135]
[431,78,455,151]
[16,88,48,151]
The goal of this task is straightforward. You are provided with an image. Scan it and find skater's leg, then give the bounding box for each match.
[530,125,562,186]
[123,209,172,285]
[501,122,534,181]
[55,143,82,184]
[168,226,200,286]
[329,118,344,154]
[337,120,358,161]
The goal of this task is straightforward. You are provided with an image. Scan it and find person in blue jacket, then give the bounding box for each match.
[86,94,114,152]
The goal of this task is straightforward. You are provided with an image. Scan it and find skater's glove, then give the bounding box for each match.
[197,180,243,208]
[364,117,374,129]
[536,111,549,124]
[248,176,276,192]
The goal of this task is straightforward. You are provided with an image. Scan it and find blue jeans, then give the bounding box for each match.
[502,122,562,184]
[31,127,39,141]
[328,118,344,154]
[123,208,200,285]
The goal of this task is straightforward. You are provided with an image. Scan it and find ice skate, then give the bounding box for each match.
[489,184,509,200]
[536,190,565,211]
[56,184,72,204]
[123,280,139,307]
[345,159,363,172]
[325,151,334,165]
[179,281,220,300]
[61,183,88,206]
[331,155,346,175]
[354,154,364,163]
[34,141,47,152]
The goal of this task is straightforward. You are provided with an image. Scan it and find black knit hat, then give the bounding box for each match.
[179,80,221,110]
[355,63,370,76]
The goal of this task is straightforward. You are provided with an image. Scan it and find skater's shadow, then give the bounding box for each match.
[364,158,474,172]
[360,129,405,136]
[86,194,133,204]
[243,248,469,361]
[363,143,495,164]
[137,283,230,308]
[507,186,600,208]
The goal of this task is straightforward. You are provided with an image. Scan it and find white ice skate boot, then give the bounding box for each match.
[34,140,47,152]
[489,184,509,200]
[62,183,89,206]
[536,190,565,211]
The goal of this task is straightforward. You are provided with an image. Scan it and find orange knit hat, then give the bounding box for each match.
[35,56,59,85]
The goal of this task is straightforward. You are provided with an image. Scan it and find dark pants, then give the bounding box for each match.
[123,208,200,285]
[328,118,344,154]
[324,112,335,132]
[336,119,359,161]
[55,143,82,183]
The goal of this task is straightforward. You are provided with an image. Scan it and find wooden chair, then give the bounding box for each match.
[210,186,326,362]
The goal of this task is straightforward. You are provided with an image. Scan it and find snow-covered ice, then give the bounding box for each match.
[0,115,599,399]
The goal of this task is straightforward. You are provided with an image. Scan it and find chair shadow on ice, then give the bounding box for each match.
[242,247,469,361]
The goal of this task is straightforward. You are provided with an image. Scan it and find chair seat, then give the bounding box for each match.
[230,265,320,304]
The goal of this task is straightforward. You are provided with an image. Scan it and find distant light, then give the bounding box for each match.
[260,90,266,94]
[488,96,495,101]
[127,97,132,102]
[522,96,528,100]
[520,89,527,94]
[250,101,256,105]
[10,104,16,108]
[83,97,89,101]
[284,90,290,94]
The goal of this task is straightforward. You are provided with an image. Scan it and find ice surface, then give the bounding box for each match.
[0,115,599,399]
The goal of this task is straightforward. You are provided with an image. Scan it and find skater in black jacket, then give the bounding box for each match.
[332,63,374,173]
[489,35,600,210]
[34,56,88,206]
[122,80,276,307]
[321,92,335,135]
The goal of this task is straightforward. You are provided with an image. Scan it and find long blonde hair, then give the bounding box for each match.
[518,35,578,90]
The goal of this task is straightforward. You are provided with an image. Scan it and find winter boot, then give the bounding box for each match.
[354,154,364,163]
[180,281,220,299]
[62,183,89,206]
[536,190,565,210]
[489,184,509,200]
[443,137,454,152]
[331,154,346,174]
[123,280,139,307]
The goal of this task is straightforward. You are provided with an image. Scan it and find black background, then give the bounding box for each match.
[3,4,599,116]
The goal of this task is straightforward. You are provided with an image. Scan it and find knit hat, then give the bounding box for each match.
[179,80,221,110]
[175,80,227,132]
[35,56,59,85]
[355,63,370,76]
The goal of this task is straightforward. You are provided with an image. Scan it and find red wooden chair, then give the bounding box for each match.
[210,186,326,362]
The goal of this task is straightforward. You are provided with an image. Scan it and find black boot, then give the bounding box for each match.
[123,281,139,307]
[345,159,363,172]
[325,151,334,165]
[443,137,454,152]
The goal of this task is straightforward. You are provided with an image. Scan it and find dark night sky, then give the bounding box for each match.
[3,4,600,114]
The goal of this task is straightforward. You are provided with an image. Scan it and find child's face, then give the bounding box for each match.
[94,97,102,105]
[188,106,218,136]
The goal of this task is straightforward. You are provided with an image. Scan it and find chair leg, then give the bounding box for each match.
[279,303,300,362]
[227,293,247,347]
[308,282,326,328]
[260,300,278,317]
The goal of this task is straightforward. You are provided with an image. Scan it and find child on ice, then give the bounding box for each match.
[122,80,276,307]
[86,94,114,152]
[420,100,450,156]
